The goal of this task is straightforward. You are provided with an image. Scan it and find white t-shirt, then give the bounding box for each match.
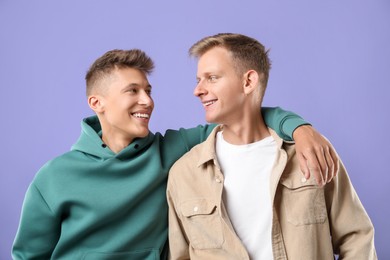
[216,131,277,260]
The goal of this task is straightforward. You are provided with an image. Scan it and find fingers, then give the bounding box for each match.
[314,146,329,186]
[298,150,326,187]
[297,153,310,180]
[322,140,340,183]
[293,125,339,186]
[322,146,334,183]
[305,145,339,186]
[329,146,340,177]
[307,151,326,187]
[324,151,334,183]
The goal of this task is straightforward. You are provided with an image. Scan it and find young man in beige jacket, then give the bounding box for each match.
[167,33,376,259]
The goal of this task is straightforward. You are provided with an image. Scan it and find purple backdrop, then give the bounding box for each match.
[1,0,389,258]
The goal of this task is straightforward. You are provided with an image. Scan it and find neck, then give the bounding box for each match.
[101,131,133,154]
[221,112,270,145]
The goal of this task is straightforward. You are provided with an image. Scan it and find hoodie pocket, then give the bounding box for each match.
[82,249,159,260]
[180,199,223,249]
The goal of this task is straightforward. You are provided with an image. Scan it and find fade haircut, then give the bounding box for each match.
[85,49,154,96]
[189,33,271,89]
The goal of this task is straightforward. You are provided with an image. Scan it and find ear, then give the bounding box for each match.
[88,95,105,113]
[243,70,260,95]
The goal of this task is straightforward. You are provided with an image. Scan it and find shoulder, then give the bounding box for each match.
[33,150,83,184]
[162,124,214,144]
[168,142,205,179]
[168,126,219,183]
[171,143,203,169]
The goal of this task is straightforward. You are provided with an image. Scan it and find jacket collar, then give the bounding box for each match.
[196,125,286,167]
[197,125,222,167]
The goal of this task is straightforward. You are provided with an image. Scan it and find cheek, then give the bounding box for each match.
[150,98,155,109]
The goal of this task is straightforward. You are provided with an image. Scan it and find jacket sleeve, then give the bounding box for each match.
[167,179,191,260]
[12,183,61,259]
[326,161,377,259]
[262,106,309,141]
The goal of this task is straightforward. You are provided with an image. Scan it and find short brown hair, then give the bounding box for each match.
[189,33,271,88]
[85,49,154,96]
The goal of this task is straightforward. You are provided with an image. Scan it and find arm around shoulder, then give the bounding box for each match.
[261,106,308,141]
[263,107,339,185]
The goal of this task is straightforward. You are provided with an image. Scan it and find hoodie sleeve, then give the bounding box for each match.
[162,124,216,170]
[262,106,309,142]
[12,183,61,259]
[175,106,309,147]
[161,106,308,168]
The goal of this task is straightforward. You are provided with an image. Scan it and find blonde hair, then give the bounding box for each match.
[189,33,271,88]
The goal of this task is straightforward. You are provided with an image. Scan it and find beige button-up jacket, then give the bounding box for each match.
[167,126,376,259]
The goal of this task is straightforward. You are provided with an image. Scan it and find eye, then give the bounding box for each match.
[146,89,152,96]
[208,75,218,82]
[128,88,137,94]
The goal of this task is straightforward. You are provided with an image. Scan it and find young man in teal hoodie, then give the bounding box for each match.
[12,49,338,259]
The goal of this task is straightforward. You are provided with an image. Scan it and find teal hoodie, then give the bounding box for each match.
[12,107,307,259]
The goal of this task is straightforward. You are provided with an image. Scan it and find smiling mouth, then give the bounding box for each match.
[203,100,217,107]
[132,113,150,119]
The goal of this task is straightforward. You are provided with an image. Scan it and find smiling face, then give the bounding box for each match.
[194,47,246,125]
[93,67,154,144]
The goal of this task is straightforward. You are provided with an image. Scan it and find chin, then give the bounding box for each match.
[205,116,218,124]
[139,129,150,138]
[130,128,150,139]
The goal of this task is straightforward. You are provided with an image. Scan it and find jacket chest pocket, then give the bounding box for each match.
[180,199,223,249]
[280,177,327,226]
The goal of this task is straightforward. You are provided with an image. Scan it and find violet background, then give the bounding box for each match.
[1,0,389,258]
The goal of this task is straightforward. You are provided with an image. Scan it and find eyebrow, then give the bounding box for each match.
[121,83,152,92]
[196,71,219,79]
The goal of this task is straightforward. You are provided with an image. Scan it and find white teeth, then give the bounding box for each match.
[204,100,216,106]
[133,113,150,119]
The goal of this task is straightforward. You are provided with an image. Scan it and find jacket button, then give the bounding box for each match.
[216,178,221,183]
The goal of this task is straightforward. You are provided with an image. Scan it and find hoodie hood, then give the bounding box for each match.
[71,115,155,160]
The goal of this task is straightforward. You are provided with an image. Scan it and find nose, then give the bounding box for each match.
[193,80,206,97]
[139,91,153,107]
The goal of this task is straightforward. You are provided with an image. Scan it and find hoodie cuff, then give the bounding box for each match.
[281,116,311,142]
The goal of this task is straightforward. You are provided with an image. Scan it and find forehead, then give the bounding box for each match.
[197,47,234,73]
[97,67,150,95]
[111,67,149,84]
